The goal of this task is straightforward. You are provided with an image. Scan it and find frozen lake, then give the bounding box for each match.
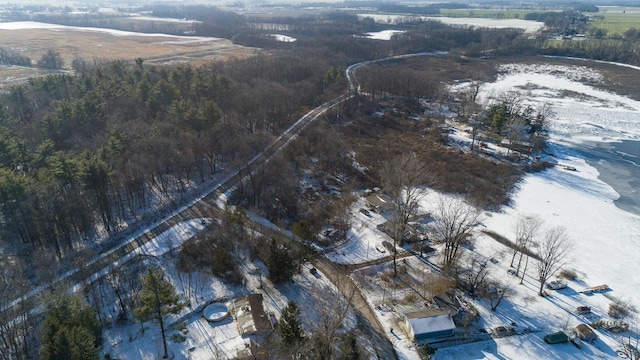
[577,139,640,216]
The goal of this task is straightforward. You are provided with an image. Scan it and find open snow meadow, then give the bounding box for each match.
[357,14,544,33]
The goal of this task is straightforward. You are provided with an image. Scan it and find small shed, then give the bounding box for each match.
[402,309,456,341]
[574,324,597,342]
[544,331,569,344]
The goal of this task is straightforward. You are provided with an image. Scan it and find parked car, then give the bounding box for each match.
[547,280,568,290]
[382,241,394,252]
[576,306,591,315]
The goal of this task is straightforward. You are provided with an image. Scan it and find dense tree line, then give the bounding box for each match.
[0,48,32,67]
[533,37,640,65]
[0,51,334,258]
[525,10,588,35]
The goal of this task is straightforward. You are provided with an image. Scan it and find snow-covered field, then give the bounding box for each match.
[364,30,406,40]
[425,17,544,33]
[0,21,221,43]
[358,14,544,33]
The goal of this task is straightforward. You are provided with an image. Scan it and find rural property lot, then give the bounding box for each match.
[0,22,258,89]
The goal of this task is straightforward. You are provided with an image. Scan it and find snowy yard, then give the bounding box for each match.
[101,219,356,360]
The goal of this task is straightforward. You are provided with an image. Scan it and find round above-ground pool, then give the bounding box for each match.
[203,302,229,322]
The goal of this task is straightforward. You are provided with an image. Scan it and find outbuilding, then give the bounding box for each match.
[574,323,597,342]
[544,331,569,344]
[402,309,456,341]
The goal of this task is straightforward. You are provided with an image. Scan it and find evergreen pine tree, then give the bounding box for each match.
[64,326,100,360]
[266,238,295,283]
[337,333,362,360]
[134,267,185,359]
[39,295,101,360]
[277,300,305,347]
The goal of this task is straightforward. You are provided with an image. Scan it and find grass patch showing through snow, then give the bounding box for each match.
[481,230,540,260]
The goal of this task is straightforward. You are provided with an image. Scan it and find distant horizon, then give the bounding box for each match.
[1,0,639,8]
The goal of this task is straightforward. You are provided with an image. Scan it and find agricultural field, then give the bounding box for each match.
[0,21,258,90]
[437,9,531,20]
[587,7,640,36]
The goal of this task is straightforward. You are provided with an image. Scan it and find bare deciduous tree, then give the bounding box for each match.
[456,78,483,121]
[500,92,524,127]
[460,254,491,296]
[511,215,543,277]
[620,313,640,360]
[332,195,355,243]
[0,258,36,360]
[485,281,510,311]
[504,114,528,159]
[536,226,574,296]
[430,195,482,271]
[381,154,429,277]
[529,102,554,135]
[297,282,356,360]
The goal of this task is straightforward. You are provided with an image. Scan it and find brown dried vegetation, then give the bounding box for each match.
[337,106,521,210]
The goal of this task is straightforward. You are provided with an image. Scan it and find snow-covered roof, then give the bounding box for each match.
[404,310,456,337]
[229,294,273,337]
[366,193,394,211]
